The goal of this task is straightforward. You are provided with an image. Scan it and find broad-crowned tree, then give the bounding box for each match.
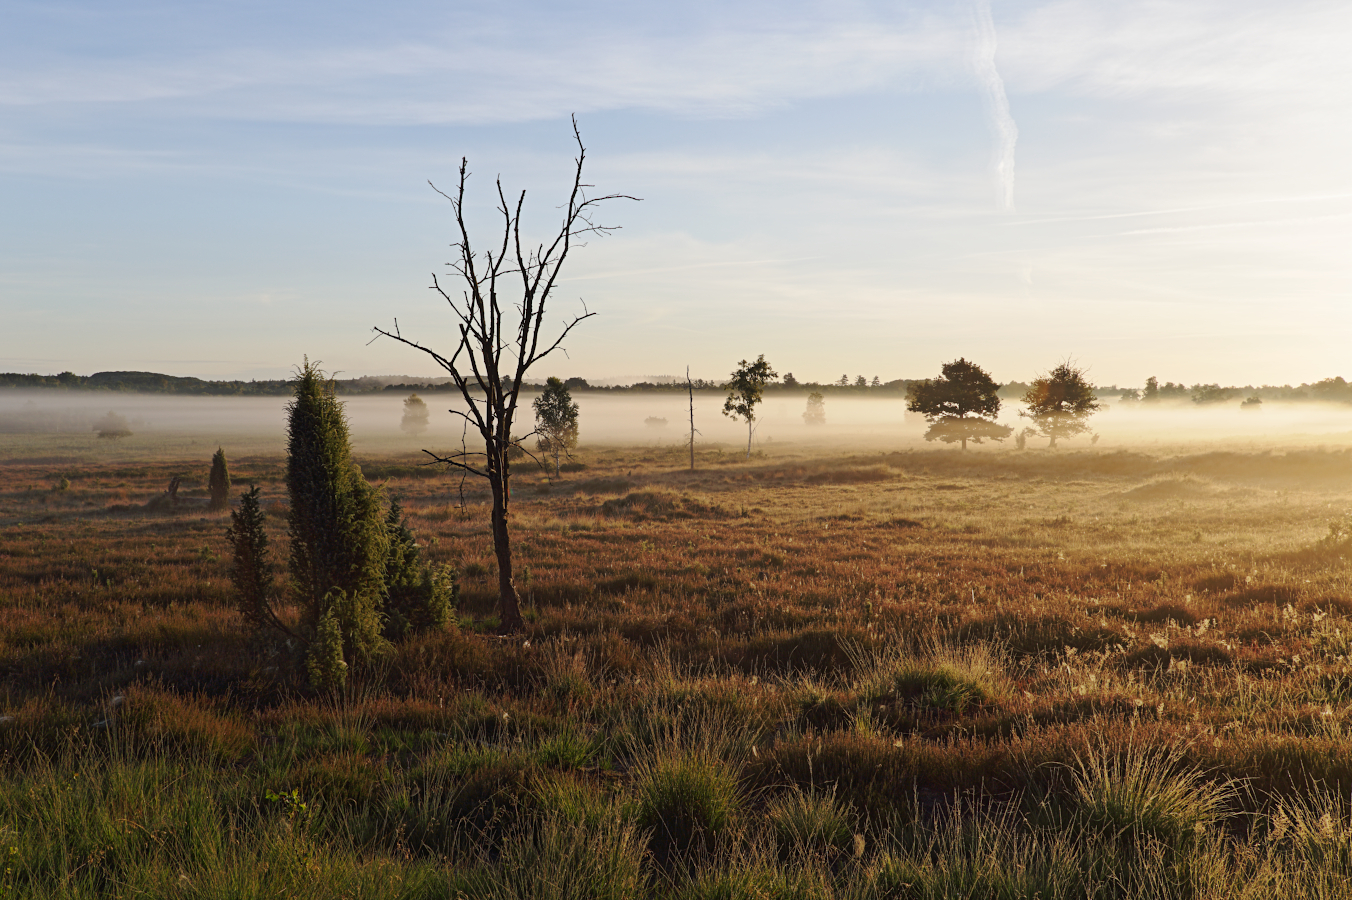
[533,376,579,476]
[803,391,826,426]
[372,119,634,633]
[401,393,430,435]
[1021,361,1101,448]
[723,355,777,458]
[286,359,389,669]
[907,358,1012,450]
[208,447,231,510]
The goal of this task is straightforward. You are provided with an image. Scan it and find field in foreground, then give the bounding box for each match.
[6,441,1352,897]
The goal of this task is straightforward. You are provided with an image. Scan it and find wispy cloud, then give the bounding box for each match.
[970,0,1017,211]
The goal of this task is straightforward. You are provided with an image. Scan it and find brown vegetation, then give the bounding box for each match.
[5,440,1352,895]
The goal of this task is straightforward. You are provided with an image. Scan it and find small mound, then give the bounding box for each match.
[1120,477,1214,502]
[572,477,633,494]
[599,491,727,521]
[802,465,894,485]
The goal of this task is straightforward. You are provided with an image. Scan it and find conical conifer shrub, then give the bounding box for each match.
[286,359,389,667]
[208,447,231,510]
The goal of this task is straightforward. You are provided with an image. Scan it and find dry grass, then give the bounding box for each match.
[5,439,1352,895]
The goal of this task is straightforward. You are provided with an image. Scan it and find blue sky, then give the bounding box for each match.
[3,0,1350,386]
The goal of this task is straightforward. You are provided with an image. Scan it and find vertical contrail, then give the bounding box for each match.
[972,0,1018,212]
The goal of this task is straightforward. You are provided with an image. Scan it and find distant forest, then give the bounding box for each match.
[4,369,1352,404]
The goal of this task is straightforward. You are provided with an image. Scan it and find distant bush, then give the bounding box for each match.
[93,411,132,439]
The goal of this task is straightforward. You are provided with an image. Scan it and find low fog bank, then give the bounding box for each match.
[3,390,1352,458]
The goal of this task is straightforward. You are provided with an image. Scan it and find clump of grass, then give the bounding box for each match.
[853,641,1008,715]
[868,803,1085,900]
[766,787,856,860]
[1070,739,1234,852]
[632,750,744,866]
[451,812,645,900]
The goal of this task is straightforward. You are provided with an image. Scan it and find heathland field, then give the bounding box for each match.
[7,436,1352,898]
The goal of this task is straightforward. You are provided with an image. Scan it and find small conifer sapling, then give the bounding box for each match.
[208,447,231,510]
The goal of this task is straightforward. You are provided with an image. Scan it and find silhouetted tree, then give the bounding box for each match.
[803,391,826,426]
[1191,384,1234,405]
[907,358,1012,450]
[782,372,800,388]
[723,355,777,458]
[1241,395,1263,411]
[372,119,634,633]
[286,359,389,672]
[1021,361,1101,448]
[208,447,231,510]
[1142,376,1159,403]
[534,376,580,476]
[401,393,430,435]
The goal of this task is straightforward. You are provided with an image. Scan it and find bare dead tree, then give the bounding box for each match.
[372,118,635,633]
[686,366,699,472]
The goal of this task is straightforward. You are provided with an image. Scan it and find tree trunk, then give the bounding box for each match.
[746,420,753,459]
[489,472,525,633]
[961,437,967,451]
[688,367,695,472]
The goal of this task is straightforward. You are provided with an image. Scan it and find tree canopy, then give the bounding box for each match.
[906,358,1012,450]
[1021,361,1101,448]
[534,376,580,476]
[723,355,777,458]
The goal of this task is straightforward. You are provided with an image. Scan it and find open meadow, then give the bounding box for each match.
[7,408,1352,897]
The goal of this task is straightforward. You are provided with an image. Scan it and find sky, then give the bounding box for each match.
[2,0,1350,388]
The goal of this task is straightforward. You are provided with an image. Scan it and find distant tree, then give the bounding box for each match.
[1311,377,1352,403]
[208,447,231,511]
[1117,388,1141,402]
[871,376,881,388]
[371,120,632,633]
[94,412,131,440]
[803,391,826,426]
[1021,361,1101,448]
[906,358,1012,450]
[286,359,389,676]
[563,377,591,392]
[1241,395,1263,411]
[854,375,867,388]
[1191,384,1234,405]
[837,374,849,387]
[1160,381,1189,399]
[782,372,800,389]
[401,393,430,435]
[645,416,668,428]
[1142,377,1159,402]
[534,376,580,476]
[723,355,777,458]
